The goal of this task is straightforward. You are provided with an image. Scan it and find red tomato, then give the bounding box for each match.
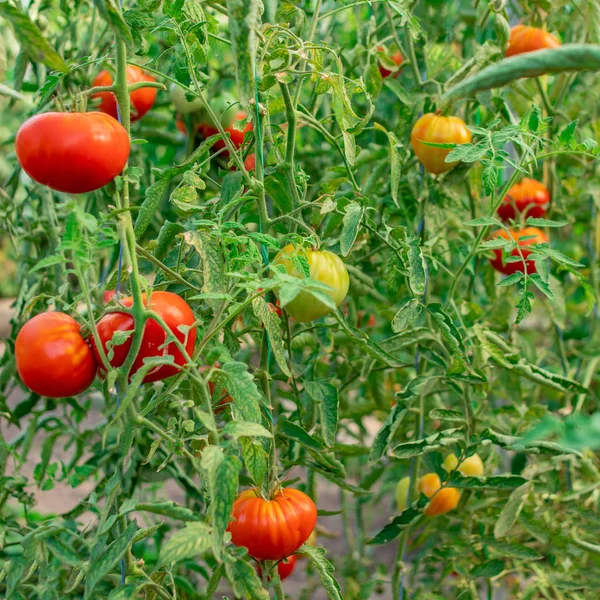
[103,290,117,303]
[244,153,256,171]
[418,473,460,517]
[410,112,472,174]
[377,46,404,78]
[90,291,196,383]
[228,488,317,561]
[200,364,233,412]
[506,25,561,57]
[93,65,157,122]
[257,554,298,581]
[489,227,548,276]
[198,111,252,153]
[497,178,550,222]
[15,112,130,194]
[176,117,187,135]
[15,312,97,398]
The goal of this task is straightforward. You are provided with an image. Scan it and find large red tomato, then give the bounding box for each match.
[377,46,404,78]
[497,178,550,222]
[506,25,561,57]
[93,65,157,122]
[272,245,349,322]
[15,312,97,398]
[90,291,196,383]
[410,113,472,174]
[489,227,548,275]
[198,110,252,153]
[228,488,317,561]
[418,473,460,517]
[15,112,130,194]
[257,554,297,581]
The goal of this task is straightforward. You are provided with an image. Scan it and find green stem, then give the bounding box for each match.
[279,82,302,211]
[135,244,201,292]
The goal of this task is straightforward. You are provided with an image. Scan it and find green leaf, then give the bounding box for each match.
[45,536,81,567]
[252,296,291,377]
[92,0,134,46]
[391,298,422,332]
[429,408,466,423]
[558,120,578,145]
[298,546,343,600]
[448,473,528,489]
[0,4,68,72]
[279,418,323,449]
[134,172,171,237]
[407,239,426,296]
[223,549,269,600]
[340,202,364,257]
[239,437,268,489]
[374,123,403,207]
[159,522,212,565]
[135,501,202,521]
[494,482,531,539]
[183,230,225,302]
[226,0,260,106]
[465,217,501,227]
[201,446,240,559]
[470,559,505,578]
[525,218,569,228]
[212,361,263,423]
[368,497,427,544]
[222,421,273,439]
[221,171,244,203]
[484,539,541,560]
[84,521,137,599]
[264,168,294,214]
[443,45,600,102]
[305,381,339,447]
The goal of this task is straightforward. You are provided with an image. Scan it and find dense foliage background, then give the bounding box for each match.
[2,0,600,598]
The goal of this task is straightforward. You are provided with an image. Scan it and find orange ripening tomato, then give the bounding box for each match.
[497,178,550,222]
[15,112,130,194]
[228,488,317,561]
[244,153,256,171]
[93,65,157,122]
[198,111,252,153]
[418,473,460,517]
[257,554,298,581]
[90,291,196,383]
[377,46,404,78]
[506,25,561,57]
[410,113,472,174]
[489,227,548,276]
[15,312,97,398]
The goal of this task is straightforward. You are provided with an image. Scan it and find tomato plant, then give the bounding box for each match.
[2,1,600,599]
[15,312,97,398]
[15,112,130,193]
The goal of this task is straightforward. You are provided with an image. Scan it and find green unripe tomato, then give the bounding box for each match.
[170,84,205,115]
[395,476,410,512]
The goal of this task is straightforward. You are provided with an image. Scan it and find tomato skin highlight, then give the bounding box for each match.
[377,47,404,78]
[497,178,550,222]
[15,112,130,194]
[506,25,561,57]
[90,291,196,383]
[228,488,317,561]
[93,65,157,122]
[257,554,298,581]
[489,227,548,276]
[410,113,472,174]
[15,312,97,398]
[272,245,350,323]
[418,473,460,517]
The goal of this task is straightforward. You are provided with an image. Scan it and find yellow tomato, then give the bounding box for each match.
[272,245,350,322]
[444,453,484,477]
[418,472,460,517]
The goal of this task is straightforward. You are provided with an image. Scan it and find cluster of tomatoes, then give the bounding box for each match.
[395,453,484,517]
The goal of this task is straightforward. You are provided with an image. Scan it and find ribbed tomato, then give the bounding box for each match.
[15,112,130,194]
[15,312,97,398]
[497,178,550,222]
[198,110,252,153]
[443,453,484,477]
[489,227,548,276]
[228,488,317,561]
[410,113,472,174]
[506,25,561,57]
[90,291,196,383]
[377,46,404,78]
[272,245,350,322]
[257,554,298,581]
[93,65,157,122]
[418,473,460,517]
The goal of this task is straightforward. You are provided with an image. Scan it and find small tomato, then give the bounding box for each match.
[395,476,410,512]
[418,473,460,517]
[377,46,404,78]
[506,25,561,57]
[489,227,548,276]
[15,112,130,194]
[15,312,97,398]
[93,65,157,122]
[272,245,350,322]
[228,488,317,561]
[497,178,550,222]
[410,113,472,174]
[170,84,205,115]
[444,453,484,477]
